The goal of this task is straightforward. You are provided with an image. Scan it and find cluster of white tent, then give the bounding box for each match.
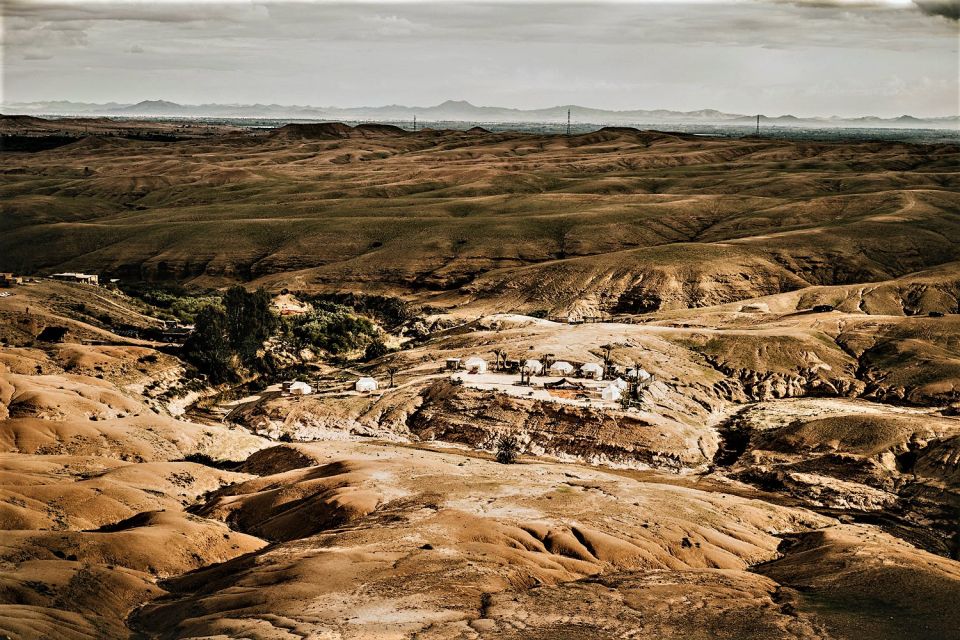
[456,356,648,383]
[451,355,650,405]
[285,378,380,395]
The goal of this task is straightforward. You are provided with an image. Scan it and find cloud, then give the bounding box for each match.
[359,14,423,37]
[2,0,267,23]
[3,1,956,116]
[913,0,960,19]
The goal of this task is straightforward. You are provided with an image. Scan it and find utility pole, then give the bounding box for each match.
[566,109,571,137]
[413,115,417,132]
[756,114,760,136]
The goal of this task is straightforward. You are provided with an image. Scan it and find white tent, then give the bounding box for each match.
[549,360,574,375]
[355,377,379,393]
[601,385,622,402]
[522,359,543,375]
[289,381,313,396]
[464,357,488,374]
[626,367,652,381]
[612,377,629,390]
[580,363,604,379]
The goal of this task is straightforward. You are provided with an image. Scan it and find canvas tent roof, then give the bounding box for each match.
[355,377,378,392]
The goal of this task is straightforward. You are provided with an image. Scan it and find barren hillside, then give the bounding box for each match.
[3,121,958,316]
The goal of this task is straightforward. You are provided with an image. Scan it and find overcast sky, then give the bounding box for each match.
[2,0,958,117]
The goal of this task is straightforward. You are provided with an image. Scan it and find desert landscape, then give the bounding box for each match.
[0,112,958,639]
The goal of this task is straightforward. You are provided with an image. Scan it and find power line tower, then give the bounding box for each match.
[566,109,571,136]
[413,115,417,132]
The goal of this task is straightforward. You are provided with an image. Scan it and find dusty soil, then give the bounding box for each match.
[0,281,957,639]
[1,123,958,638]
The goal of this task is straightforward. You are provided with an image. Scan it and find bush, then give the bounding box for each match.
[304,292,417,330]
[119,283,222,323]
[495,435,521,464]
[290,302,379,355]
[363,338,390,361]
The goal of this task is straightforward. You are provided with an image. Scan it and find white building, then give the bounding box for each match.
[612,377,629,390]
[579,362,604,380]
[601,385,622,402]
[522,359,543,375]
[289,381,313,396]
[355,377,379,393]
[51,272,99,285]
[549,361,574,376]
[464,357,488,374]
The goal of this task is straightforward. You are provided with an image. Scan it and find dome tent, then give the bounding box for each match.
[355,377,379,393]
[464,357,488,373]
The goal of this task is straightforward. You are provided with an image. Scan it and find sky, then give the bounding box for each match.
[2,0,958,117]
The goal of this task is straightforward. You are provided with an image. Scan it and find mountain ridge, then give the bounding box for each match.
[3,99,958,128]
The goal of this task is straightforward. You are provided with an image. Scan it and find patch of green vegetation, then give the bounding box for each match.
[303,292,418,330]
[287,301,381,356]
[184,286,278,383]
[120,283,221,323]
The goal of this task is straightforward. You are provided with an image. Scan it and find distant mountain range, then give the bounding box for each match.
[2,99,958,128]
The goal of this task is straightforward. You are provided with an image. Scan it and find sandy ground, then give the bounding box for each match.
[0,280,957,639]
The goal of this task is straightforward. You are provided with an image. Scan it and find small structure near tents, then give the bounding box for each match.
[51,272,99,285]
[580,362,604,380]
[601,385,622,402]
[544,378,586,390]
[464,357,488,374]
[289,381,313,396]
[355,377,379,393]
[626,367,652,381]
[0,273,22,287]
[445,357,462,371]
[548,361,574,376]
[522,359,543,375]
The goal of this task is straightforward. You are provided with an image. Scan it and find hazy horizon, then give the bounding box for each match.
[4,0,958,119]
[4,96,959,120]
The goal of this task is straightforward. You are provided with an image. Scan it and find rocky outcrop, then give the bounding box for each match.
[409,381,716,470]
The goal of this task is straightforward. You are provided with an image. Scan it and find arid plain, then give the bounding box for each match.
[1,117,959,639]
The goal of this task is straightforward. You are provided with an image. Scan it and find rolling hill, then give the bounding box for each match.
[2,121,959,317]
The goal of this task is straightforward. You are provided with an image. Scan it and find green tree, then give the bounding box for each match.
[223,286,278,363]
[184,306,234,383]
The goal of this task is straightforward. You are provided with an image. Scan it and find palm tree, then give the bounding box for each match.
[491,348,506,372]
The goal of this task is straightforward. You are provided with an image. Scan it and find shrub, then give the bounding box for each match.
[363,338,390,361]
[119,283,221,323]
[304,292,417,330]
[290,302,379,355]
[495,435,521,464]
